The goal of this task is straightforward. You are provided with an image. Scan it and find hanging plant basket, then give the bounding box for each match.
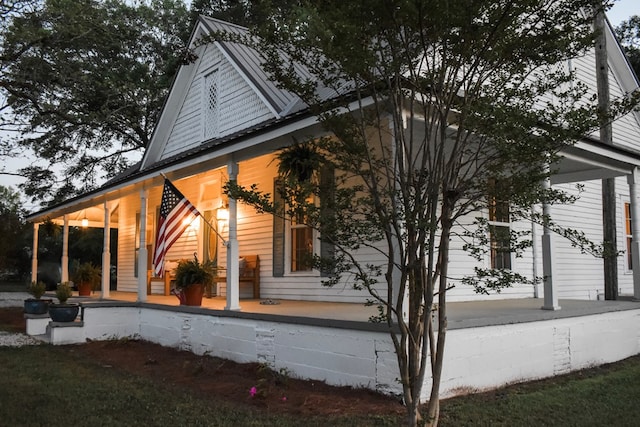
[276,140,325,183]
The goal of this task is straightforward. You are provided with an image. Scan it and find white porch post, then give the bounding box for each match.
[542,173,561,310]
[101,201,111,299]
[225,161,241,311]
[61,215,69,283]
[31,223,39,283]
[627,169,640,300]
[137,189,148,302]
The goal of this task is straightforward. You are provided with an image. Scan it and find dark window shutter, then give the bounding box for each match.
[272,179,285,277]
[319,165,335,277]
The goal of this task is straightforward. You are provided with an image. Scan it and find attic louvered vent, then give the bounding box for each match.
[204,70,219,140]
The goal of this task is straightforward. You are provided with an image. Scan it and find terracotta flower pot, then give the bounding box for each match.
[77,282,92,296]
[182,284,204,306]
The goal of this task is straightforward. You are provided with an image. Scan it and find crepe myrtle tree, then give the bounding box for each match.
[220,1,639,425]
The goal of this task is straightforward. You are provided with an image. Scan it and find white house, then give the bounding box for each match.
[22,16,640,398]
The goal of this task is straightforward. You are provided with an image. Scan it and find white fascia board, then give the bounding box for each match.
[558,151,632,174]
[572,140,640,167]
[141,47,205,170]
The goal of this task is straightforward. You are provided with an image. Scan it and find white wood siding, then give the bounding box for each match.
[160,45,274,161]
[116,193,138,292]
[571,53,640,151]
[547,181,605,299]
[115,166,635,302]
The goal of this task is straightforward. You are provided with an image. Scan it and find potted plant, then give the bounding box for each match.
[276,139,325,183]
[48,282,80,322]
[71,261,101,296]
[23,280,52,315]
[173,255,214,306]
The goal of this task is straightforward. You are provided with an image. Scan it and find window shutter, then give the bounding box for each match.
[319,165,335,277]
[272,179,285,277]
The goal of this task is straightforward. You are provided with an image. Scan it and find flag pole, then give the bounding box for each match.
[159,173,229,247]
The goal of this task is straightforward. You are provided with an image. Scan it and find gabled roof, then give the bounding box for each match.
[199,17,304,117]
[139,16,324,170]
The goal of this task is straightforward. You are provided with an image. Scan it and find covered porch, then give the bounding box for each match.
[79,291,640,327]
[24,128,640,312]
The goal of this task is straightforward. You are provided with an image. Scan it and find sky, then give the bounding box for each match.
[0,0,639,210]
[608,0,638,26]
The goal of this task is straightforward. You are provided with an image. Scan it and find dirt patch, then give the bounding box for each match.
[0,307,405,418]
[0,307,26,333]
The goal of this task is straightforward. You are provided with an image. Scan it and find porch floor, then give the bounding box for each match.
[79,291,640,330]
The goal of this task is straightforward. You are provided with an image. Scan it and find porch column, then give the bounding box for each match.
[542,174,561,310]
[627,169,640,300]
[137,189,148,302]
[61,215,69,282]
[225,161,241,311]
[101,201,111,299]
[31,223,39,283]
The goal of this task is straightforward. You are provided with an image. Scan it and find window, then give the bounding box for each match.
[488,180,511,270]
[290,206,313,272]
[272,165,335,277]
[134,212,140,277]
[625,202,632,270]
[204,70,219,140]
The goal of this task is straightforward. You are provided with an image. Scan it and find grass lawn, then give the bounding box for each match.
[0,340,639,426]
[439,355,640,426]
[1,304,639,426]
[0,345,397,427]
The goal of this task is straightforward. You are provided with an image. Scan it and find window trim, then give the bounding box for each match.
[285,198,318,275]
[487,180,512,270]
[624,200,633,272]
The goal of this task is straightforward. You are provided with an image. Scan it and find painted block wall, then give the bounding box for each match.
[46,304,640,399]
[433,310,640,400]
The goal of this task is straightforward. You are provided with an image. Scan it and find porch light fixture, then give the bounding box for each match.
[183,216,199,231]
[217,203,229,221]
[81,215,89,228]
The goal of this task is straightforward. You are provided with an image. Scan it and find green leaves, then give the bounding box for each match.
[615,14,640,77]
[1,0,190,202]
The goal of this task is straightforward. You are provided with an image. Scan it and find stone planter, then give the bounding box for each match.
[48,303,80,322]
[24,298,53,315]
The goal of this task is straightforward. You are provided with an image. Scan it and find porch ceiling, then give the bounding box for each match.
[552,141,640,184]
[47,203,119,229]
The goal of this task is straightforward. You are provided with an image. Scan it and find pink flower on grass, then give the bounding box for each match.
[249,386,257,397]
[281,396,287,402]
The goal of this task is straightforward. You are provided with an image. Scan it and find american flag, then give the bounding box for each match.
[153,179,200,276]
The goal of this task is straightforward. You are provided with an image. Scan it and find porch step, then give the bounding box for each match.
[24,313,51,336]
[32,334,50,344]
[45,320,85,345]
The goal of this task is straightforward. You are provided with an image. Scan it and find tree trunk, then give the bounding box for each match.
[595,5,618,300]
[424,197,454,427]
